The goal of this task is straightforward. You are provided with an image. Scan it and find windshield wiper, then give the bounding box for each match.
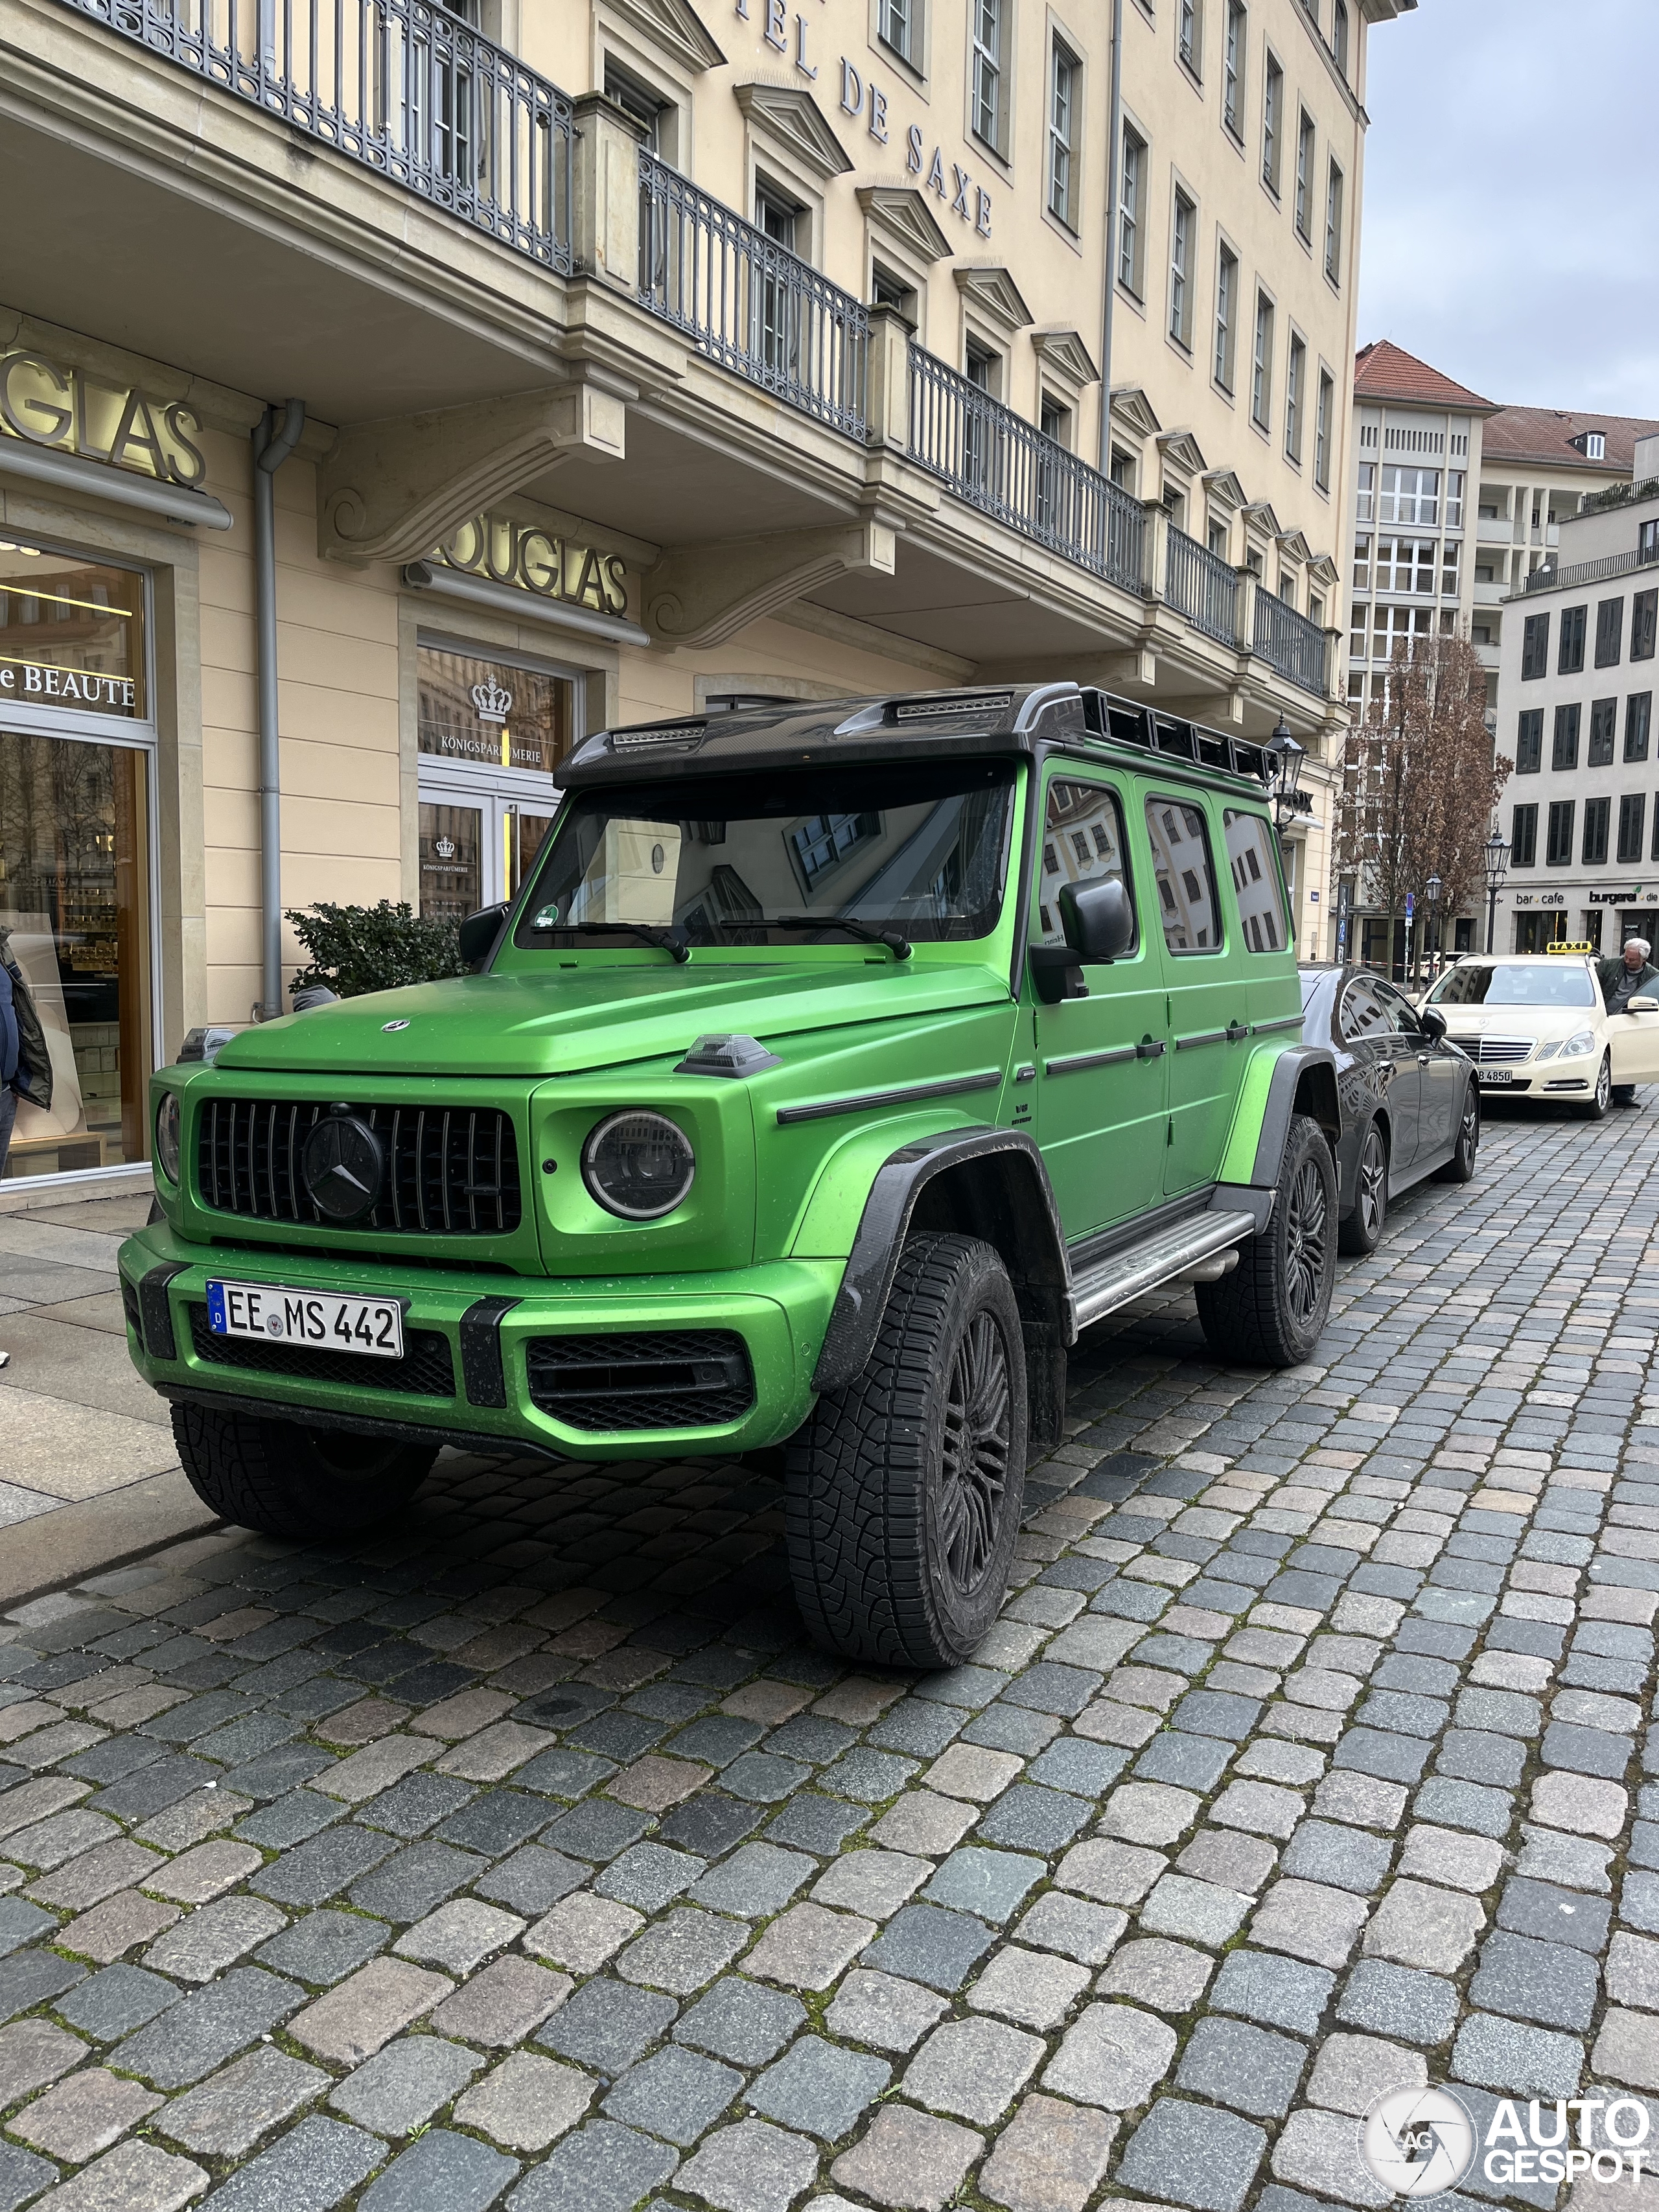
[773,914,912,960]
[559,921,690,964]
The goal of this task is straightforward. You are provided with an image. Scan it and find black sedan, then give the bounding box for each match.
[1298,966,1482,1254]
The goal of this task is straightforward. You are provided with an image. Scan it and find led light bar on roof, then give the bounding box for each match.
[890,693,1013,721]
[611,722,706,751]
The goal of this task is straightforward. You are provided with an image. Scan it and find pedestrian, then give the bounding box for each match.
[1599,937,1659,1108]
[0,928,54,1179]
[1599,935,1659,1014]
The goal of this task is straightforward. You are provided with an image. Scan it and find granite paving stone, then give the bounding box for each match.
[11,1122,1657,2209]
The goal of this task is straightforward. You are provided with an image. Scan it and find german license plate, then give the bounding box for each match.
[205,1279,406,1360]
[1476,1067,1512,1086]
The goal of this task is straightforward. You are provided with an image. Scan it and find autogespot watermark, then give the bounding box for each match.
[1362,2088,1654,2198]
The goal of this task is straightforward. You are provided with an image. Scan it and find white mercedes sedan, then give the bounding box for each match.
[1421,954,1659,1119]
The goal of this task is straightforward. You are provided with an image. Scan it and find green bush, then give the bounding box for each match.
[286,900,467,999]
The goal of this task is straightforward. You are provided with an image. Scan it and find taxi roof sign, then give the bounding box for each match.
[1544,942,1597,955]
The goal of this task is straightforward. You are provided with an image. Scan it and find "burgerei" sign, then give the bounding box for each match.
[0,351,208,487]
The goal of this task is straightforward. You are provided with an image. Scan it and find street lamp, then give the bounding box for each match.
[1483,826,1509,955]
[1265,717,1306,829]
[1425,872,1443,976]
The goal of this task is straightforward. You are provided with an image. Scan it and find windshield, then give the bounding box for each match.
[1427,962,1596,1008]
[515,762,1015,950]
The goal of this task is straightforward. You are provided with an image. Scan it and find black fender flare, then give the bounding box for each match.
[1249,1045,1341,1187]
[811,1126,1069,1394]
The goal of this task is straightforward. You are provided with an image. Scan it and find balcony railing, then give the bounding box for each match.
[637,153,869,440]
[1253,590,1328,695]
[1521,544,1659,594]
[1165,528,1238,646]
[906,347,1144,594]
[64,0,574,269]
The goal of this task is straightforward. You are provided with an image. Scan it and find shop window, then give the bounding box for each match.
[1,542,154,1182]
[416,641,576,925]
[417,645,573,774]
[1,735,152,1178]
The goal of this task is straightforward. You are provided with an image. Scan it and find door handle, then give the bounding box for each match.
[1136,1038,1166,1058]
[1417,1053,1432,1065]
[1226,1021,1249,1042]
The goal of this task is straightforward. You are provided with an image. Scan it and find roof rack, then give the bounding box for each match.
[1081,690,1271,786]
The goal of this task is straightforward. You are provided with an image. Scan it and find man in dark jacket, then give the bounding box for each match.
[1600,937,1659,1106]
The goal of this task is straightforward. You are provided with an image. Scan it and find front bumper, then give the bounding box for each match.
[118,1226,841,1460]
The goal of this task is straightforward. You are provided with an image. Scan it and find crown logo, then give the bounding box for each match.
[471,678,513,724]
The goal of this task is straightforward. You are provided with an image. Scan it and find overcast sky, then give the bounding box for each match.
[1357,1,1659,417]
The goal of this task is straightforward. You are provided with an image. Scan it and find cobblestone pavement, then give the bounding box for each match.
[3,1106,1659,2212]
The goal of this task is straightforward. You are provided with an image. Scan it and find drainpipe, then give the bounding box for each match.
[1097,0,1124,474]
[251,399,306,1022]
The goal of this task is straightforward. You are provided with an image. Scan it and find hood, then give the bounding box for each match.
[212,960,1010,1080]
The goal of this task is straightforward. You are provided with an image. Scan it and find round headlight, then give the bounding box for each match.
[155,1093,181,1183]
[581,1110,695,1220]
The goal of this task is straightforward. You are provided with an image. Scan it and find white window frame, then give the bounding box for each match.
[1222,1,1245,139]
[1251,290,1273,430]
[1213,240,1237,390]
[971,0,1006,153]
[1168,187,1195,348]
[1047,34,1080,229]
[1314,367,1334,490]
[1262,51,1282,194]
[1325,159,1344,283]
[1119,126,1146,296]
[1284,331,1305,462]
[1294,110,1314,239]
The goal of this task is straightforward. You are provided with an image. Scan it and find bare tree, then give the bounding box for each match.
[1335,633,1511,982]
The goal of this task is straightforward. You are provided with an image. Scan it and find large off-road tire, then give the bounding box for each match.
[785,1233,1027,1668]
[1196,1113,1336,1367]
[1434,1082,1481,1182]
[1579,1053,1612,1120]
[171,1403,435,1538]
[1337,1118,1387,1255]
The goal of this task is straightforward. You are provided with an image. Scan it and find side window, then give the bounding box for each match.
[1373,981,1421,1034]
[1032,780,1131,947]
[1144,797,1222,954]
[1339,979,1398,1042]
[1222,808,1288,953]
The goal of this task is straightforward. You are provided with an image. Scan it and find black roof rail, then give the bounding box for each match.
[1080,688,1273,787]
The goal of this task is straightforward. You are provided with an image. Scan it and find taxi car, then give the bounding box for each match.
[1421,951,1659,1119]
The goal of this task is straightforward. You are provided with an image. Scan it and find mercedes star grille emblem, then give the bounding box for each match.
[301,1113,384,1224]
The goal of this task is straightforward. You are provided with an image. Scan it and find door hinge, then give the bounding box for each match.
[1166,1116,1174,1147]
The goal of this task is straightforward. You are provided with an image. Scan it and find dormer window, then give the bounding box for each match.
[1572,430,1607,461]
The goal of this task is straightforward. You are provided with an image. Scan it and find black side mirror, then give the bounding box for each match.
[1419,1005,1447,1042]
[458,903,509,969]
[1059,877,1136,964]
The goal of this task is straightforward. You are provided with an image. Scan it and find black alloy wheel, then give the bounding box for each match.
[1338,1121,1388,1255]
[1437,1083,1481,1182]
[937,1309,1014,1596]
[1284,1152,1331,1327]
[1196,1112,1337,1367]
[785,1231,1028,1667]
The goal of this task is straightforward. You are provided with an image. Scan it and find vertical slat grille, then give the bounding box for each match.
[194,1099,521,1234]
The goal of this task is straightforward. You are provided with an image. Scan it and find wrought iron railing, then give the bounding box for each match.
[637,152,869,439]
[1165,527,1238,646]
[1521,544,1659,594]
[62,0,574,268]
[1253,590,1328,695]
[906,347,1144,594]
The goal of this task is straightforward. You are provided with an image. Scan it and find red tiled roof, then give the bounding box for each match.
[1481,404,1659,474]
[1353,340,1494,412]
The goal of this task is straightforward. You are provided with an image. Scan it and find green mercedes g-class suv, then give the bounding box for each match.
[121,684,1340,1668]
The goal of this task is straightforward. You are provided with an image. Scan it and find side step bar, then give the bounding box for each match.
[1070,1209,1260,1335]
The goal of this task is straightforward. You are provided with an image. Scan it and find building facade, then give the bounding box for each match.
[1337,340,1658,970]
[1490,446,1659,958]
[0,0,1411,1187]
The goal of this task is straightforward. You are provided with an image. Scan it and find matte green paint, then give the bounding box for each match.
[122,752,1297,1465]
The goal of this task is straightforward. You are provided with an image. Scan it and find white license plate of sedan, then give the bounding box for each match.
[205,1280,406,1359]
[1476,1067,1512,1086]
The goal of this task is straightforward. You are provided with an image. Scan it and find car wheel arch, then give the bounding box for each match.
[811,1130,1071,1443]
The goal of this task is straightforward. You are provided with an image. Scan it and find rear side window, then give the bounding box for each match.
[1033,779,1133,946]
[1222,808,1288,952]
[1340,979,1401,1041]
[1145,797,1222,953]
